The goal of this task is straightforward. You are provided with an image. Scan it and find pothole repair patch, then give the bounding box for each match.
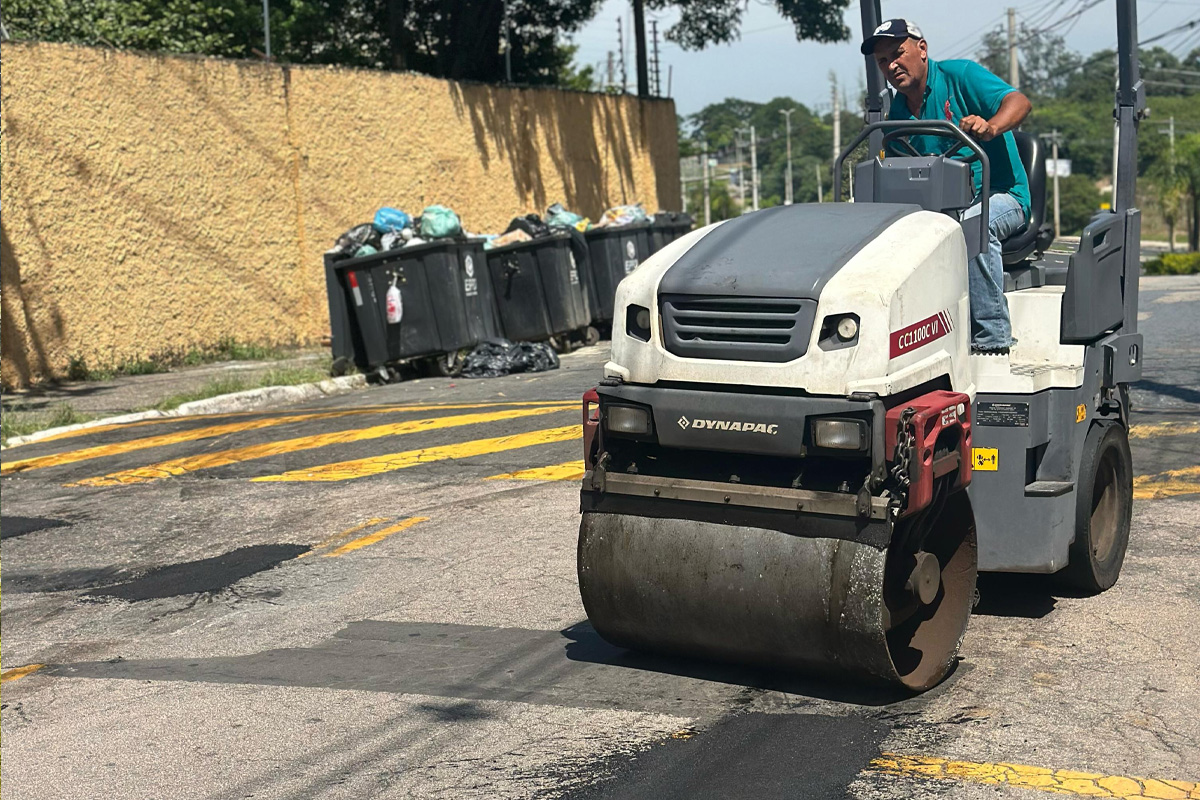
[84,544,310,601]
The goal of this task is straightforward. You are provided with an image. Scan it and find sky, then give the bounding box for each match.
[568,0,1200,117]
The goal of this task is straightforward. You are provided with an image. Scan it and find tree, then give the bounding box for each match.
[977,24,1082,98]
[649,0,850,50]
[1056,174,1106,237]
[4,0,603,87]
[1178,133,1200,251]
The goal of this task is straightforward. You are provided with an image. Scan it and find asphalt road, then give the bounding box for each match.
[2,275,1198,800]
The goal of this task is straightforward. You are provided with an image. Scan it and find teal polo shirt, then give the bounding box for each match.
[887,58,1030,217]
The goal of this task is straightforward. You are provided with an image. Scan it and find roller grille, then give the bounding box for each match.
[659,295,817,363]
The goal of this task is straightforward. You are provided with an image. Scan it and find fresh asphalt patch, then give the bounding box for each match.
[81,543,310,601]
[563,712,891,800]
[0,514,71,541]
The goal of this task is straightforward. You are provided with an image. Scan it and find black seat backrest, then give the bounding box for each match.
[1001,131,1048,265]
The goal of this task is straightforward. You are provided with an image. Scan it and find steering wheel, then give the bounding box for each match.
[882,129,981,163]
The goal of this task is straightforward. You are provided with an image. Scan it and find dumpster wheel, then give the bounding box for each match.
[432,350,467,378]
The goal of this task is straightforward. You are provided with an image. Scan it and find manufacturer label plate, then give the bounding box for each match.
[976,401,1029,427]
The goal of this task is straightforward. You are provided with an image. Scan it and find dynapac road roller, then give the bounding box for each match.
[577,0,1146,691]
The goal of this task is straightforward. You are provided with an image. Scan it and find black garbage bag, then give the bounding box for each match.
[330,224,381,259]
[505,213,552,239]
[461,338,560,379]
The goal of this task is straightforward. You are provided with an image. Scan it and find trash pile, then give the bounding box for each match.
[460,338,560,379]
[593,203,648,228]
[484,202,592,250]
[328,204,468,259]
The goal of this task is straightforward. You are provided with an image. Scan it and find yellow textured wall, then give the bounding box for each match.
[0,42,680,388]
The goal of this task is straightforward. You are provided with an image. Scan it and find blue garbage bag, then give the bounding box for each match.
[373,207,411,234]
[419,205,462,239]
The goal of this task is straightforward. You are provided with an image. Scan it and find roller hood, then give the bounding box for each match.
[658,202,922,300]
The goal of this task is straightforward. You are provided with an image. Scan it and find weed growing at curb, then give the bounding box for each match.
[1,403,95,446]
[152,365,332,412]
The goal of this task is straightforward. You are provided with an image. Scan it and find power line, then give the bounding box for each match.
[1140,17,1200,45]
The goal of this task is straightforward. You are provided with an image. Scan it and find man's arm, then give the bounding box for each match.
[960,91,1032,141]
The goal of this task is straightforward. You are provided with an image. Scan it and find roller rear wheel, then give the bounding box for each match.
[1060,422,1132,593]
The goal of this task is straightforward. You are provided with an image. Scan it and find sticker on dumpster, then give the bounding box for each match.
[625,241,636,259]
[624,259,639,274]
[568,253,580,285]
[462,255,478,297]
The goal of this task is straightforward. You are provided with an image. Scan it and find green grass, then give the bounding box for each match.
[1,403,95,446]
[152,365,331,412]
[1144,252,1200,275]
[62,338,292,383]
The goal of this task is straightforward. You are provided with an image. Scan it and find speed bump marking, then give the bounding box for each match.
[869,753,1200,798]
[972,448,999,471]
[0,664,46,683]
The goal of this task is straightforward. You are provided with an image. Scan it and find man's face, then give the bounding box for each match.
[874,37,928,92]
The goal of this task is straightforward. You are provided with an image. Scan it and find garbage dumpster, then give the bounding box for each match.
[583,221,652,328]
[486,233,593,350]
[650,211,694,253]
[330,240,484,379]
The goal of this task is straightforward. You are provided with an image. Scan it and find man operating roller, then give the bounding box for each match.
[863,19,1032,354]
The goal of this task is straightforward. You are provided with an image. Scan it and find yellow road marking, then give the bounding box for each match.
[298,517,390,558]
[253,425,583,483]
[1129,421,1200,440]
[1,664,46,683]
[324,516,429,557]
[1133,465,1200,500]
[486,460,586,481]
[4,401,574,475]
[869,753,1199,799]
[69,406,573,487]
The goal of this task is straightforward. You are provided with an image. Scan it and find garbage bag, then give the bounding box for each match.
[545,203,589,231]
[460,338,560,379]
[505,213,551,239]
[484,229,533,250]
[330,223,380,258]
[354,244,378,258]
[373,207,411,234]
[597,203,648,228]
[418,205,462,239]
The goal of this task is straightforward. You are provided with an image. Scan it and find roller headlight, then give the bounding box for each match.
[605,405,652,436]
[811,418,867,450]
[626,304,652,342]
[836,316,859,341]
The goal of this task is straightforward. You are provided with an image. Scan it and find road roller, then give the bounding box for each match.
[577,0,1145,691]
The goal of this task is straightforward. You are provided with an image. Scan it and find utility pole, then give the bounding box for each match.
[750,125,760,211]
[1041,130,1063,239]
[816,163,824,203]
[702,143,712,226]
[632,0,649,97]
[1007,7,1019,89]
[503,2,512,82]
[831,74,841,197]
[1159,115,1177,250]
[617,18,627,93]
[667,65,673,97]
[650,20,662,95]
[262,0,272,60]
[780,109,796,205]
[606,51,615,89]
[734,129,746,211]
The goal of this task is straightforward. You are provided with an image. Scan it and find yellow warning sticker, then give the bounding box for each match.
[972,448,999,471]
[1076,404,1087,423]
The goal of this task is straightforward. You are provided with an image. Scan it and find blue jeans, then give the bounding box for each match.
[960,193,1026,350]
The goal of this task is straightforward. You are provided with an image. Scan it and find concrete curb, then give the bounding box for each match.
[2,374,367,450]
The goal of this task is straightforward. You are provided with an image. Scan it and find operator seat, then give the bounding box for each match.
[1001,132,1054,266]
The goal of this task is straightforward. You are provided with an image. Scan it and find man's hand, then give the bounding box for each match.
[960,114,997,141]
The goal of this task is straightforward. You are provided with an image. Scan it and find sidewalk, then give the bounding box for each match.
[1,349,360,445]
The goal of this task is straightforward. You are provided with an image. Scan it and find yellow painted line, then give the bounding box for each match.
[1133,465,1200,500]
[1129,421,1200,440]
[323,516,429,557]
[297,517,390,558]
[7,398,573,450]
[4,401,574,474]
[486,460,586,481]
[69,406,573,487]
[253,425,583,483]
[1,664,46,683]
[869,753,1200,799]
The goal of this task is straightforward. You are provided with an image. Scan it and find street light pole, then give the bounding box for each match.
[780,109,795,205]
[262,0,271,60]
